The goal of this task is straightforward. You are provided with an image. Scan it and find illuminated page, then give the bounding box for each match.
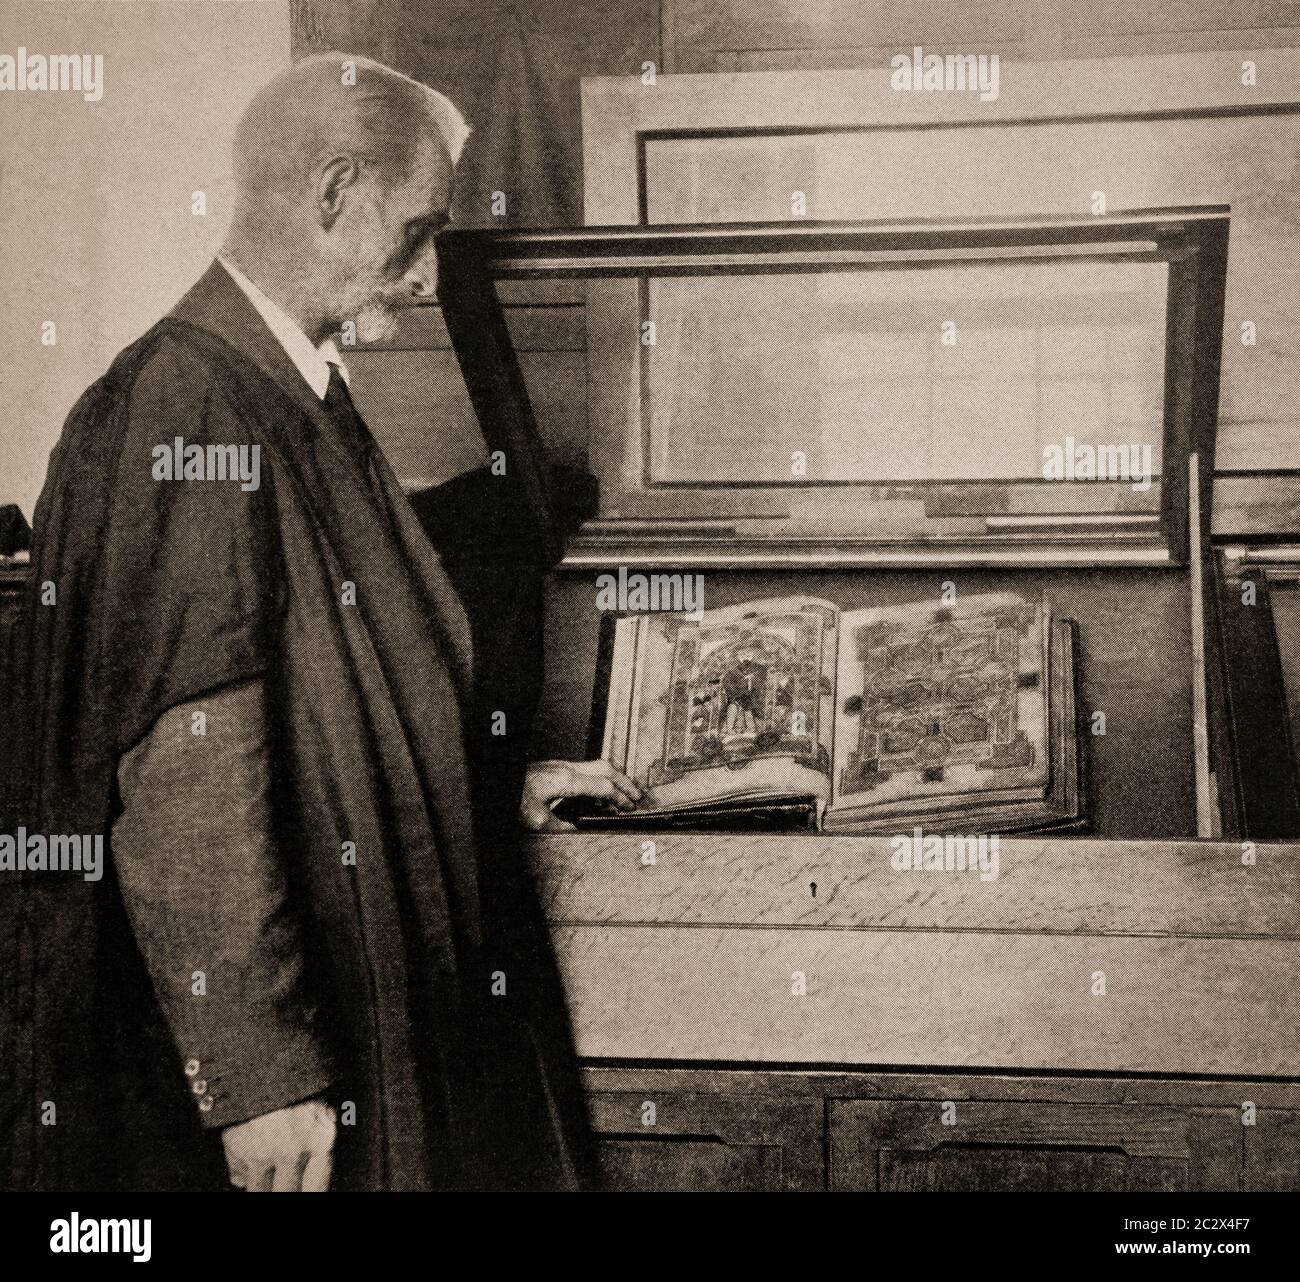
[605,597,839,813]
[830,592,1050,818]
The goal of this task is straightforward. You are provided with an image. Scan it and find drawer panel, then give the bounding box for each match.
[1244,1109,1300,1190]
[587,1090,823,1191]
[830,1099,1239,1192]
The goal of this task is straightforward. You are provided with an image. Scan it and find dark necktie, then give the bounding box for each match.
[322,363,376,475]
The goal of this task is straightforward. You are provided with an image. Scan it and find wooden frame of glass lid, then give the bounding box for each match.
[437,206,1228,570]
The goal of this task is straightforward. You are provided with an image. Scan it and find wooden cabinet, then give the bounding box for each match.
[497,56,1300,1196]
[0,566,26,681]
[586,1089,821,1191]
[580,1067,1300,1191]
[828,1099,1239,1192]
[535,834,1300,1193]
[1243,1111,1300,1191]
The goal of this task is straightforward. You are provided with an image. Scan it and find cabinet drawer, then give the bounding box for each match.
[1244,1110,1300,1190]
[587,1090,823,1191]
[830,1099,1239,1192]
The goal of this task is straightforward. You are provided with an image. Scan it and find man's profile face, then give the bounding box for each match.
[325,132,453,343]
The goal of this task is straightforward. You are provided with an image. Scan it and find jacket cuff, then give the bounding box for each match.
[177,1017,335,1131]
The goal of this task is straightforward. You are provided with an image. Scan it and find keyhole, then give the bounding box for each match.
[810,881,817,898]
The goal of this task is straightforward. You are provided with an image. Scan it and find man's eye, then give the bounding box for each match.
[393,229,424,270]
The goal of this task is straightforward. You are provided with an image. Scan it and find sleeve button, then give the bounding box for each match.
[184,1059,200,1077]
[191,1079,208,1095]
[198,1095,214,1113]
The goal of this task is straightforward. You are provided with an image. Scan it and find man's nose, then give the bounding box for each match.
[404,271,436,299]
[403,246,439,300]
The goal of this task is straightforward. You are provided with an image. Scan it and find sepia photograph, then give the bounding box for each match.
[1,0,1299,1254]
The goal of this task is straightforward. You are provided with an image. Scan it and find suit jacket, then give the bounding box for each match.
[1,261,593,1191]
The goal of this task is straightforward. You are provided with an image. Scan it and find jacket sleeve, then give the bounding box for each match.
[112,676,334,1130]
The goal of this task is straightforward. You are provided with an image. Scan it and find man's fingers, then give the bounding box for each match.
[571,763,642,807]
[607,767,642,804]
[271,1153,308,1192]
[558,774,631,809]
[519,760,644,830]
[592,776,637,809]
[220,1098,335,1193]
[245,1160,275,1193]
[520,799,576,832]
[302,1145,334,1193]
[575,760,643,804]
[298,1103,336,1191]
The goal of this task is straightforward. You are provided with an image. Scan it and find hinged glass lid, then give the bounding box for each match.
[437,208,1229,568]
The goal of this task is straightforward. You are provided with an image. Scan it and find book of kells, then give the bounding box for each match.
[592,592,1082,834]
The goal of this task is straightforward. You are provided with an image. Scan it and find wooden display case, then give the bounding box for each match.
[432,208,1300,1191]
[437,207,1300,841]
[531,833,1300,1192]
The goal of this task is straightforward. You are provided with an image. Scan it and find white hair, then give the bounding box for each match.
[232,52,471,203]
[418,79,471,164]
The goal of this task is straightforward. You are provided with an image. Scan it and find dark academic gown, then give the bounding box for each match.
[0,262,593,1191]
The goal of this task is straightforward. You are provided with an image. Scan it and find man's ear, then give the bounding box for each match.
[315,155,362,229]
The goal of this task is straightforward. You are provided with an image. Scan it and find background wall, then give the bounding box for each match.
[293,0,1300,228]
[0,0,291,519]
[281,0,1300,510]
[8,1,1300,516]
[659,0,1300,70]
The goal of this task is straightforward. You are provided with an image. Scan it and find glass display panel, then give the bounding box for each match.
[644,258,1167,490]
[440,209,1225,566]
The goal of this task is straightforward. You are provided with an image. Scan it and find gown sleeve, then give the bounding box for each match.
[99,334,286,756]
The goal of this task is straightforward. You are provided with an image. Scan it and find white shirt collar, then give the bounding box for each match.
[217,254,348,400]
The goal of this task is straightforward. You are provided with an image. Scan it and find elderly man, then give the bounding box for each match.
[4,53,638,1192]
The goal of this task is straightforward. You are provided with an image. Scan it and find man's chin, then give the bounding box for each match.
[355,304,401,345]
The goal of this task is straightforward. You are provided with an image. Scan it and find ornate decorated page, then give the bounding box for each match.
[603,597,839,813]
[829,592,1051,819]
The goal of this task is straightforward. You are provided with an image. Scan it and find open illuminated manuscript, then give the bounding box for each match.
[441,210,1233,841]
[590,591,1081,833]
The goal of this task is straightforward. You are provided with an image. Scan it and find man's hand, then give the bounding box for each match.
[221,1097,336,1192]
[520,759,643,832]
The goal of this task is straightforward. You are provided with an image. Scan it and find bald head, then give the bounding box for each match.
[233,53,468,207]
[223,53,466,346]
